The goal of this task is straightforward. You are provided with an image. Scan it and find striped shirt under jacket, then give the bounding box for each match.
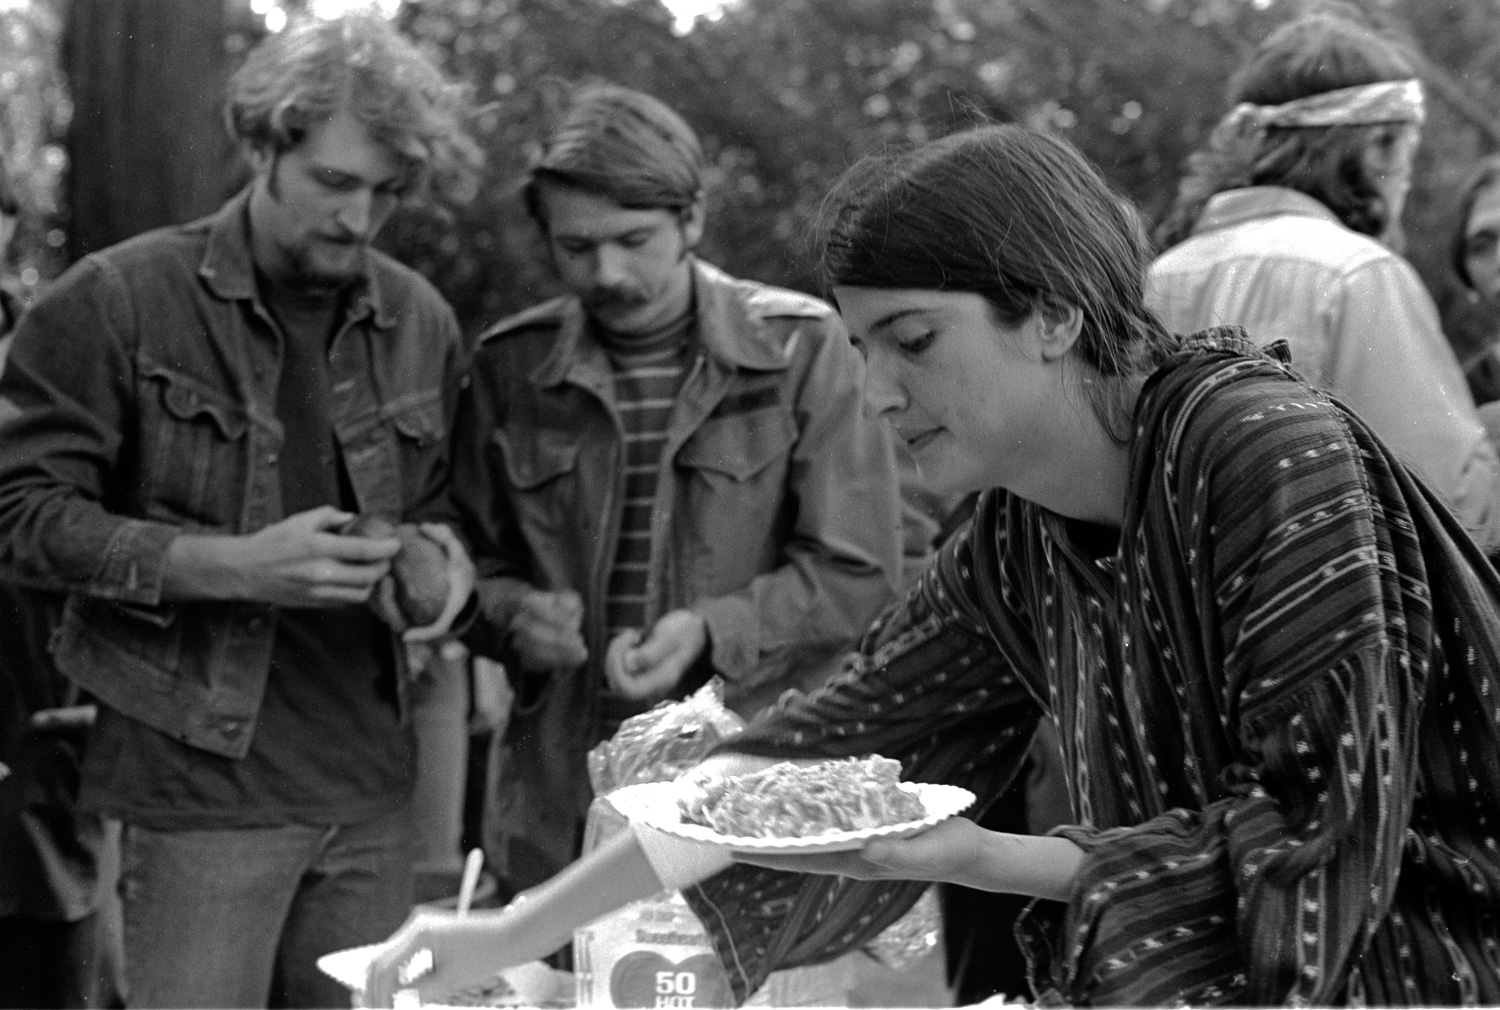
[685,329,1500,1006]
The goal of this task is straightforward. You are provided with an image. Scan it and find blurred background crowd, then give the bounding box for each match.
[2,0,1499,367]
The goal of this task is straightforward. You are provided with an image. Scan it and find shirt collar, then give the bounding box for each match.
[533,258,792,387]
[196,187,397,330]
[1191,186,1344,237]
[690,259,796,372]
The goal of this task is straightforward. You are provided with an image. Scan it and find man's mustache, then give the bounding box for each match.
[584,286,648,310]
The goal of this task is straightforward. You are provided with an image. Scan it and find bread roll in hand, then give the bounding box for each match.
[342,515,451,628]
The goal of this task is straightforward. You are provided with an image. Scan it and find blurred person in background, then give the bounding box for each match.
[0,15,478,1008]
[1149,9,1500,554]
[1450,155,1500,409]
[0,155,23,362]
[0,150,124,1010]
[451,82,909,908]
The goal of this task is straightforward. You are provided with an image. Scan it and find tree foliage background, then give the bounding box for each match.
[3,0,1499,355]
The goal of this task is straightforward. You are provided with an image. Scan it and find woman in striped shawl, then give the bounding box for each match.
[366,124,1500,1008]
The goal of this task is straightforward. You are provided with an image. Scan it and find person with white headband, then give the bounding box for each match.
[1149,10,1500,555]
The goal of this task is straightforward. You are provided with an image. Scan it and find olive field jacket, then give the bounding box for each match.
[457,259,905,890]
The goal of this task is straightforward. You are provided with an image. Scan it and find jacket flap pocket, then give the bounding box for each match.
[677,407,796,481]
[389,395,445,447]
[107,599,180,628]
[145,366,248,440]
[492,425,580,490]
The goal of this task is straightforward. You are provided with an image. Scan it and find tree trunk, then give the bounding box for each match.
[63,0,231,262]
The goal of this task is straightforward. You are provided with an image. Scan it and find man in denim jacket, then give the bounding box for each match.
[0,16,476,1008]
[456,85,908,903]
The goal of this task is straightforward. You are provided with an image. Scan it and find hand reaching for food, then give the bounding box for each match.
[603,609,707,701]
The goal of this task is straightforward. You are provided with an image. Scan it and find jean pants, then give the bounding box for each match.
[119,804,414,1009]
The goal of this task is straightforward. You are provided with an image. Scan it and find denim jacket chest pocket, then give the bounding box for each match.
[674,404,798,578]
[492,423,582,545]
[137,363,252,531]
[338,390,445,518]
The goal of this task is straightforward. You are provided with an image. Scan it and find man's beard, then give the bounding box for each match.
[284,238,368,292]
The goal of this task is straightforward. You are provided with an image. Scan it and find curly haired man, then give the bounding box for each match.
[0,15,477,1006]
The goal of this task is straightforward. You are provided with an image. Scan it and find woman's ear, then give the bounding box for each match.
[1035,301,1084,362]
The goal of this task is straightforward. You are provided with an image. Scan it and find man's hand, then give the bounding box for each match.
[163,505,399,606]
[508,589,587,672]
[603,609,707,702]
[403,523,477,643]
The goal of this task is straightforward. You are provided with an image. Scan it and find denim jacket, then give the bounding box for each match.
[0,191,466,759]
[456,259,905,890]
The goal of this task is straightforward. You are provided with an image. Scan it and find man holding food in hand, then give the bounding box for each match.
[452,83,908,906]
[0,14,477,1008]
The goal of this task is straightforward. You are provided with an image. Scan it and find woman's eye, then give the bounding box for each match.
[897,331,935,355]
[314,172,358,192]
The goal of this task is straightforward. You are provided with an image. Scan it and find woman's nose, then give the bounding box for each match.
[861,355,907,419]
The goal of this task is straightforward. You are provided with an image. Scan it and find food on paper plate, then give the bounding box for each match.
[342,514,451,627]
[678,755,926,838]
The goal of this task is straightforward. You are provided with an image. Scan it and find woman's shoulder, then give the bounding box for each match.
[1146,327,1305,408]
[1140,328,1352,471]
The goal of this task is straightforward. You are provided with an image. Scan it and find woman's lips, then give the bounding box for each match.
[904,428,941,452]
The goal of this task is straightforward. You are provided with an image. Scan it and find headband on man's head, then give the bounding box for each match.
[1223,78,1425,134]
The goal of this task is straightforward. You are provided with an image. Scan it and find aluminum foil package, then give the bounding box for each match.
[587,680,744,794]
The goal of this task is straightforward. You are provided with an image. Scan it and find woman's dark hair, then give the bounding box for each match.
[522,83,704,229]
[1451,155,1500,290]
[815,123,1175,438]
[1154,11,1416,248]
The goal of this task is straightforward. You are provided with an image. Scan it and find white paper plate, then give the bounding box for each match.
[316,945,571,1007]
[319,943,386,992]
[608,779,976,854]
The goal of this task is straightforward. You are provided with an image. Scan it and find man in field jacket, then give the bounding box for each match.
[456,84,906,898]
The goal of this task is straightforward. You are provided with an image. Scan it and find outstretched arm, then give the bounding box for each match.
[363,752,777,1007]
[735,817,1082,901]
[363,830,661,1008]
